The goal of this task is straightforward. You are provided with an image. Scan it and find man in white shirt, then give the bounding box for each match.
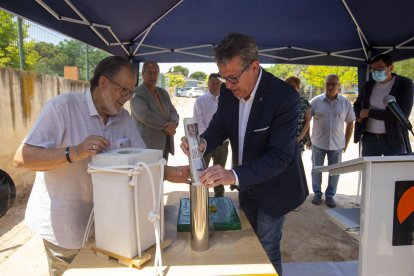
[309,74,355,208]
[193,73,229,197]
[13,56,189,276]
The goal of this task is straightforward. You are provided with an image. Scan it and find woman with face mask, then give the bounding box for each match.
[353,54,414,156]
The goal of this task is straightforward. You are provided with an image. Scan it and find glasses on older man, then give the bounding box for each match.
[104,75,135,98]
[218,61,252,85]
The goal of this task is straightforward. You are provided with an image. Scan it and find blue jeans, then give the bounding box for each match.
[361,134,405,156]
[311,145,342,198]
[240,193,285,275]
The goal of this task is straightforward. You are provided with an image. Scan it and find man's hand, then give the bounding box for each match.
[13,135,109,171]
[180,137,206,157]
[199,165,235,188]
[306,140,312,150]
[72,135,109,161]
[343,144,348,153]
[359,109,369,119]
[164,121,178,136]
[165,165,190,183]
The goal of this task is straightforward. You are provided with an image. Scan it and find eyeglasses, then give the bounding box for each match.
[104,75,135,98]
[218,61,252,85]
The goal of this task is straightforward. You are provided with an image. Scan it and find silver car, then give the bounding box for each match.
[177,87,204,98]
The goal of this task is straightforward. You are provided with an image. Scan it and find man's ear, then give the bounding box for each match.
[98,75,107,89]
[251,60,260,72]
[389,64,395,72]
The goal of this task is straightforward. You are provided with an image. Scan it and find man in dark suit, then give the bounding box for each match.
[354,54,414,156]
[181,33,308,275]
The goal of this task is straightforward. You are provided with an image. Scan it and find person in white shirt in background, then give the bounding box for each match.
[193,73,229,197]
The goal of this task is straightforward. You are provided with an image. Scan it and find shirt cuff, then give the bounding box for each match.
[231,169,239,186]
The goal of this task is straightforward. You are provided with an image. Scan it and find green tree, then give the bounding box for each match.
[394,58,414,80]
[34,42,69,76]
[35,39,109,79]
[165,73,185,88]
[168,65,189,77]
[0,11,40,70]
[266,64,306,81]
[301,65,357,94]
[190,71,206,81]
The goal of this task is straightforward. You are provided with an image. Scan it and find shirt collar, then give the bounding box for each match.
[322,92,338,101]
[87,89,120,123]
[86,89,98,116]
[208,91,219,100]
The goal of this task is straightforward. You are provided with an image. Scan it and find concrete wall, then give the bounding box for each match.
[0,68,89,157]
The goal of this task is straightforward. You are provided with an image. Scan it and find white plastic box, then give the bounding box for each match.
[90,147,163,258]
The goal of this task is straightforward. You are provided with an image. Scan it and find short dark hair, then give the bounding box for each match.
[208,73,220,81]
[90,56,135,90]
[214,33,259,66]
[370,54,393,66]
[285,76,301,88]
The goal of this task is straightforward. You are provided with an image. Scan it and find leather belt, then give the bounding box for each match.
[363,131,386,138]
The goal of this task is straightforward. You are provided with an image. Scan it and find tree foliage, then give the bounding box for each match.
[267,63,358,95]
[0,10,109,79]
[302,65,357,92]
[168,65,189,77]
[165,73,185,88]
[0,11,40,70]
[394,58,414,80]
[266,64,306,81]
[190,71,207,81]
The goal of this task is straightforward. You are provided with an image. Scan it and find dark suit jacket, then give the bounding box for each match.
[353,74,414,149]
[201,69,308,217]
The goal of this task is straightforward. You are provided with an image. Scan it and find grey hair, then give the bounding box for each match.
[142,61,160,72]
[325,74,340,83]
[90,56,135,90]
[214,33,259,66]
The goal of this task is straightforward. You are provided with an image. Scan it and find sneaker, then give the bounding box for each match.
[311,196,322,205]
[326,197,336,208]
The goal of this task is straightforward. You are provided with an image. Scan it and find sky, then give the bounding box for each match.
[158,62,218,75]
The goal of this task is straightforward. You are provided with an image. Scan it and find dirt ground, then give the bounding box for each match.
[0,97,360,274]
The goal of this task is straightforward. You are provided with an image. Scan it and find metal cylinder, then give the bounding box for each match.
[190,184,209,251]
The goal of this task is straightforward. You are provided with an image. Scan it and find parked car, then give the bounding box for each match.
[176,87,204,98]
[343,91,358,102]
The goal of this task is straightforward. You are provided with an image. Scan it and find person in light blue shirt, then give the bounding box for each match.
[309,74,355,208]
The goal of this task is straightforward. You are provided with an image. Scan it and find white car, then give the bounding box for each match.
[177,87,204,98]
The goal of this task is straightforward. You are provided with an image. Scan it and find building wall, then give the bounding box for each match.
[0,68,89,157]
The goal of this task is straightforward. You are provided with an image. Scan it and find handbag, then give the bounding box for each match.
[0,169,16,218]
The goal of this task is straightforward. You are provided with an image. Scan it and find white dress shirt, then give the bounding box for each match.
[237,68,262,165]
[193,91,219,134]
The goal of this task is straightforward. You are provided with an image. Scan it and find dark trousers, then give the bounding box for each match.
[361,133,405,156]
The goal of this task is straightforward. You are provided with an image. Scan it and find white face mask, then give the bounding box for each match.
[372,70,388,82]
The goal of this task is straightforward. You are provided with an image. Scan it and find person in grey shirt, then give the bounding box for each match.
[130,61,179,160]
[309,74,355,208]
